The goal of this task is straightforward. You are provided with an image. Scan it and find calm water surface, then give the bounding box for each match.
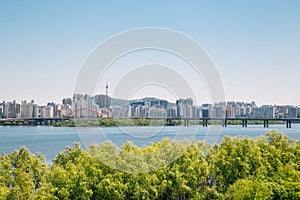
[0,125,299,161]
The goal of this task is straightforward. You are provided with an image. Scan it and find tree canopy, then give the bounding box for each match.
[0,131,299,199]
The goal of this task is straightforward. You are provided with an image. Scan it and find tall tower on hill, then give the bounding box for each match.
[106,81,109,96]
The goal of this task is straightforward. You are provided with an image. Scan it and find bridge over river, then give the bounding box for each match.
[157,117,300,128]
[0,118,69,126]
[0,117,300,128]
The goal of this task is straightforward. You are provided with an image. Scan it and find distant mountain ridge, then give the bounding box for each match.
[111,97,175,107]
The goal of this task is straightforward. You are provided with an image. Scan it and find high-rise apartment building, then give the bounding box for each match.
[288,107,297,118]
[264,106,275,118]
[72,94,97,118]
[254,106,275,118]
[176,98,193,118]
[20,100,37,118]
[62,98,72,105]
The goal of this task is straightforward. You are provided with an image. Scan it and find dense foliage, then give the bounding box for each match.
[0,131,299,199]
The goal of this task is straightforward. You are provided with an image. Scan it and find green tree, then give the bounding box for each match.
[0,147,53,199]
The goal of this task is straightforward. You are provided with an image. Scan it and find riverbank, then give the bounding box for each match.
[0,118,288,127]
[54,118,285,127]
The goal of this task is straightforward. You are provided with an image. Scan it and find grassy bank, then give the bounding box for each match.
[54,118,285,127]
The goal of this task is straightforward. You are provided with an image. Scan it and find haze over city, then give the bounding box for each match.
[1,1,300,105]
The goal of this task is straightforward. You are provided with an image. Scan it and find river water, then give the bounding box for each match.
[0,124,299,161]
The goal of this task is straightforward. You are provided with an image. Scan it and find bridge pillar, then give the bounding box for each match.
[183,119,189,127]
[203,119,208,127]
[242,119,248,127]
[263,120,269,128]
[286,120,292,128]
[165,119,170,126]
[222,120,227,127]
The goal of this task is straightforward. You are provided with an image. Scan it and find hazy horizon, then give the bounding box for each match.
[1,1,300,106]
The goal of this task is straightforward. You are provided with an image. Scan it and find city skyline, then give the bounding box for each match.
[1,94,300,108]
[1,1,300,105]
[1,94,299,119]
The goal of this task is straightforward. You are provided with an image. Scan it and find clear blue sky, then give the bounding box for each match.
[0,1,299,105]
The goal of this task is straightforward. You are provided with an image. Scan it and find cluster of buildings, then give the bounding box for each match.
[0,100,65,119]
[127,99,299,119]
[0,94,299,119]
[200,102,299,119]
[0,94,112,119]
